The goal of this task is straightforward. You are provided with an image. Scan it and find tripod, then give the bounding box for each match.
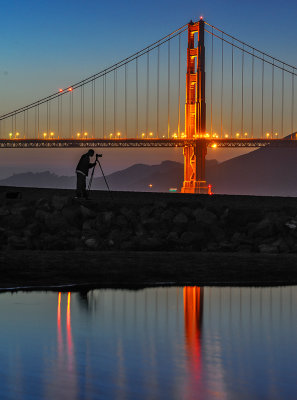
[88,157,111,195]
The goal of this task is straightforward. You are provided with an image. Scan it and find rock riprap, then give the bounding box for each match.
[1,194,297,253]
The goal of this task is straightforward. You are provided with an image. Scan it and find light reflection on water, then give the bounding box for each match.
[0,286,296,400]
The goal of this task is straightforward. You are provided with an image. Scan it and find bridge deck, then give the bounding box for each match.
[1,138,297,148]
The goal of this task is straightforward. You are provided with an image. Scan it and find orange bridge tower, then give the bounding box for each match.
[181,19,208,194]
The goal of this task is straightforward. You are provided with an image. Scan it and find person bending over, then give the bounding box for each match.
[75,149,96,199]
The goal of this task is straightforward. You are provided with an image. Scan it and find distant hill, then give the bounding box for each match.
[2,145,297,196]
[0,161,189,192]
[0,171,75,189]
[207,147,297,196]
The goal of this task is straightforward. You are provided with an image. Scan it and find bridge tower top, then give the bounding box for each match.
[185,18,206,138]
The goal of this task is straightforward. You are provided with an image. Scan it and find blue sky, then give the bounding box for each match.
[0,0,297,178]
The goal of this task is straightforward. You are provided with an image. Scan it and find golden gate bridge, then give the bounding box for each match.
[1,18,297,193]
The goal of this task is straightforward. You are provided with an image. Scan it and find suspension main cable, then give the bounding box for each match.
[0,26,187,121]
[205,21,297,72]
[205,29,297,77]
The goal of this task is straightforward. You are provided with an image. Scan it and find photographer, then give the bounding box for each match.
[75,149,97,199]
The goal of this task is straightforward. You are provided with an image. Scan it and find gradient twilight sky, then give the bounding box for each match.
[1,0,297,178]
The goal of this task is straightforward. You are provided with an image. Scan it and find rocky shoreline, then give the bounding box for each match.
[1,187,297,287]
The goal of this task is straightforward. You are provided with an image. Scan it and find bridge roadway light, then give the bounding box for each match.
[77,133,80,139]
[224,134,229,138]
[117,132,121,138]
[142,133,145,138]
[15,132,20,139]
[110,133,113,139]
[275,132,278,138]
[149,132,153,138]
[211,143,217,148]
[266,133,270,138]
[244,132,248,138]
[50,132,54,138]
[236,133,240,138]
[43,132,47,139]
[84,132,88,138]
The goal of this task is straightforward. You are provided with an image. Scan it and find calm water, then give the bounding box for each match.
[0,286,296,400]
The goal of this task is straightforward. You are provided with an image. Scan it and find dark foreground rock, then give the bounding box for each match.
[1,187,297,287]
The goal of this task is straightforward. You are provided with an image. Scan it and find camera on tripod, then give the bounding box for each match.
[96,153,102,159]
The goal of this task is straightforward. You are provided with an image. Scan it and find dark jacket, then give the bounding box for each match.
[76,153,96,176]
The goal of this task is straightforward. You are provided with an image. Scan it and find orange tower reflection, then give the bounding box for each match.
[55,292,76,395]
[183,286,204,377]
[66,292,74,355]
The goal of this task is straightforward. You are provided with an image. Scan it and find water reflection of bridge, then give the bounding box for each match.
[53,286,296,399]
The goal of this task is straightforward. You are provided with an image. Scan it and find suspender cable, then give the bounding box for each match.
[80,86,83,135]
[34,107,37,138]
[114,69,117,136]
[261,56,264,138]
[231,41,233,137]
[47,101,49,136]
[70,91,73,137]
[292,68,295,135]
[272,59,274,136]
[92,80,95,137]
[81,85,84,136]
[125,64,127,139]
[103,74,106,138]
[146,51,149,136]
[251,49,254,138]
[58,96,60,138]
[282,64,284,137]
[136,58,138,138]
[25,109,29,136]
[211,27,213,136]
[37,103,40,138]
[221,32,224,138]
[157,46,160,138]
[178,34,181,137]
[241,45,244,137]
[49,101,51,134]
[167,39,170,138]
